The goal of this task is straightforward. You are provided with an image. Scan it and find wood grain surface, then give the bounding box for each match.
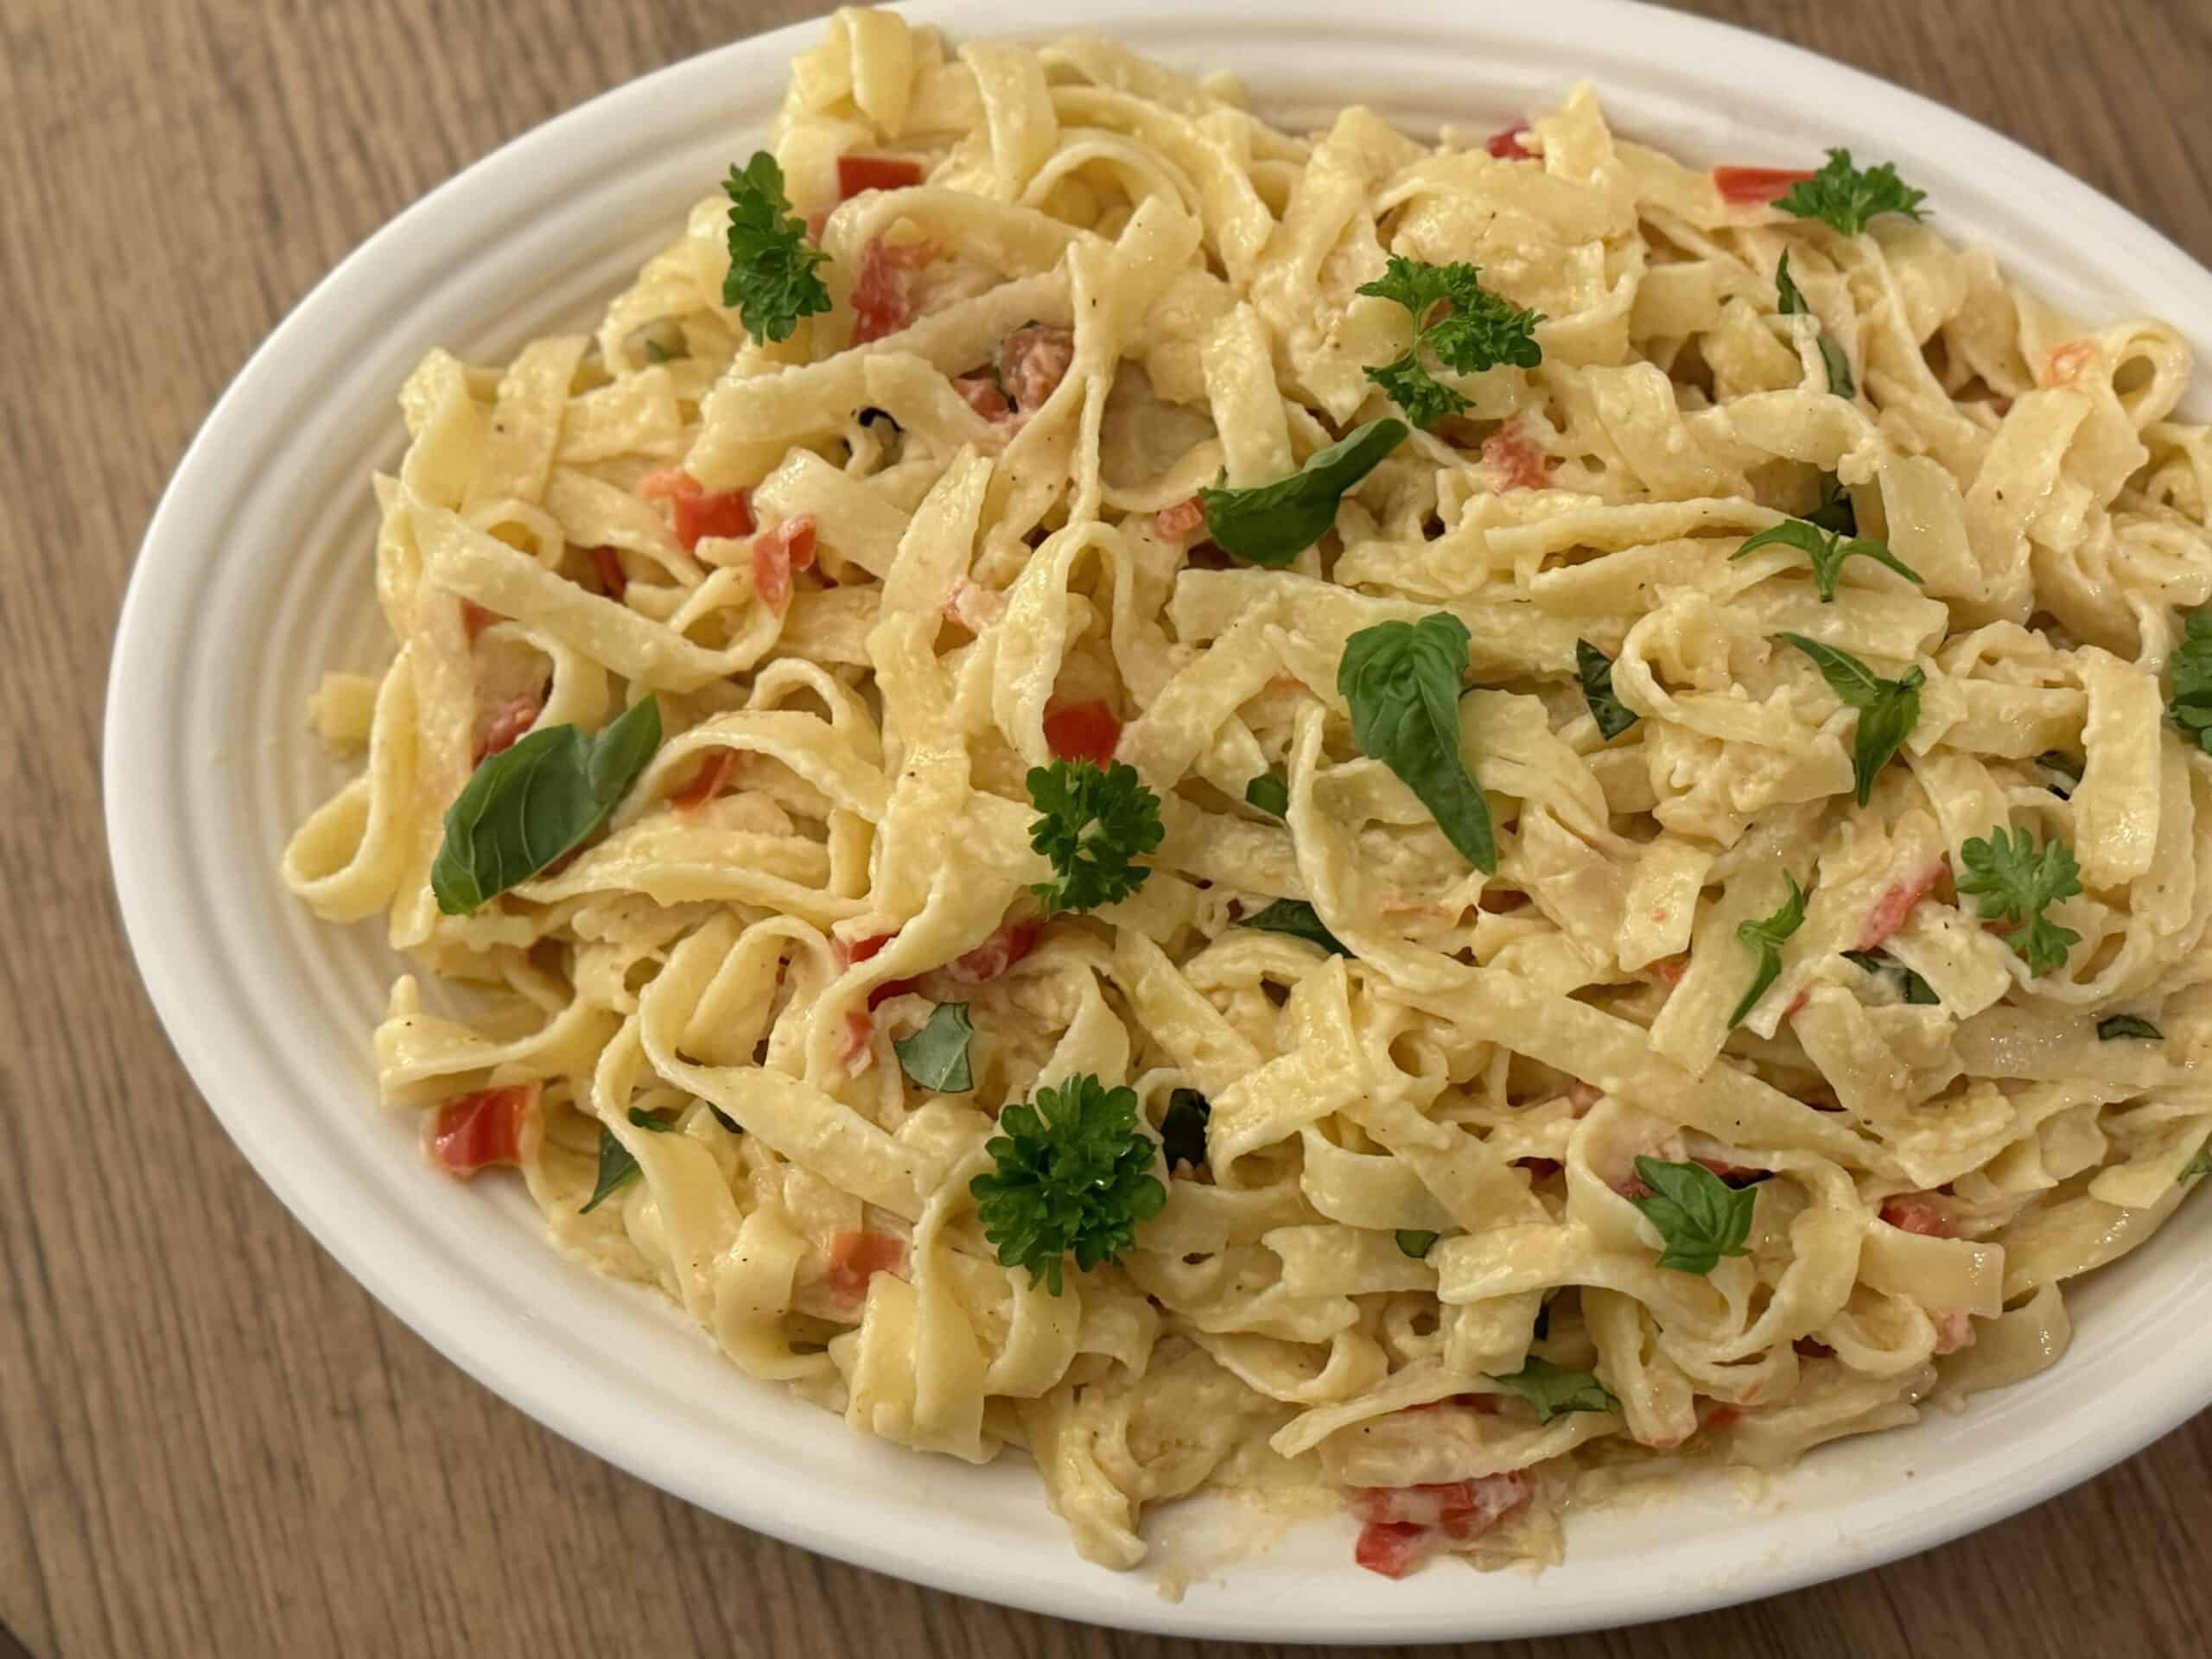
[6,1,2209,1655]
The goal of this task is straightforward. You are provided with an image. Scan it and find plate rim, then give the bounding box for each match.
[105,0,2212,1642]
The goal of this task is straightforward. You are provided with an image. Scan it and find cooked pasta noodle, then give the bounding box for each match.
[284,7,2212,1580]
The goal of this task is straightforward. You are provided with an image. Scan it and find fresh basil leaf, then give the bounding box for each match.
[1775,253,1854,398]
[1240,898,1351,957]
[1775,633,1923,805]
[2168,608,2212,753]
[1489,1356,1620,1424]
[1728,872,1806,1027]
[1737,519,1922,601]
[1198,418,1408,567]
[643,338,675,364]
[1338,612,1497,874]
[579,1126,640,1214]
[1847,949,1939,1007]
[2097,1014,2163,1042]
[1626,1156,1758,1274]
[1160,1088,1211,1173]
[626,1108,679,1132]
[2037,751,2083,799]
[1904,969,1939,1006]
[1395,1229,1440,1260]
[1805,472,1858,535]
[893,1001,976,1091]
[432,696,662,914]
[1576,639,1637,740]
[1245,772,1290,817]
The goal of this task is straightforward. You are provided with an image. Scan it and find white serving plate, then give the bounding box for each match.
[106,0,2212,1641]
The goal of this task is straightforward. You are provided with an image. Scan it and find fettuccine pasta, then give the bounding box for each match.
[284,8,2212,1581]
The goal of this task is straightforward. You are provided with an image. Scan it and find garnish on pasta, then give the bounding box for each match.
[2165,607,2212,753]
[1777,148,1929,236]
[1395,1229,1439,1260]
[1025,760,1163,914]
[1198,417,1408,565]
[1358,256,1544,426]
[1776,633,1923,805]
[431,697,661,914]
[1736,518,1922,602]
[2097,1014,2162,1042]
[1239,897,1351,956]
[1244,772,1290,817]
[1775,251,1855,398]
[721,150,834,344]
[1491,1357,1621,1423]
[1728,873,1807,1027]
[970,1075,1166,1295]
[893,1001,976,1091]
[1338,613,1497,874]
[1958,829,2082,976]
[1575,639,1637,740]
[579,1127,641,1215]
[1626,1158,1758,1274]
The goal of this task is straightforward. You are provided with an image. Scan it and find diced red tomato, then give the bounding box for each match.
[640,467,755,553]
[1482,422,1551,491]
[851,238,936,343]
[1713,165,1816,207]
[948,920,1039,983]
[953,373,1014,423]
[1856,856,1949,950]
[673,748,740,811]
[1879,1193,1958,1237]
[1618,1173,1655,1200]
[841,1008,877,1073]
[836,154,925,199]
[1351,1475,1530,1576]
[1782,988,1810,1020]
[1705,1403,1743,1431]
[821,1228,907,1308]
[752,514,817,613]
[425,1083,540,1177]
[474,694,542,765]
[1043,700,1122,766]
[460,599,498,643]
[1485,125,1536,160]
[999,323,1077,411]
[1932,1309,1976,1355]
[590,544,628,599]
[1988,395,2014,417]
[2045,340,2096,387]
[1651,955,1688,988]
[839,932,920,1008]
[1153,496,1207,542]
[1694,1156,1769,1187]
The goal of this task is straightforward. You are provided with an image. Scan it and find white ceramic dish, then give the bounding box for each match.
[107,0,2212,1640]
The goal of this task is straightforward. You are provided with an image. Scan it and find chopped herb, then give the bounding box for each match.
[643,339,675,365]
[970,1074,1167,1294]
[1239,897,1351,957]
[2183,1138,2212,1184]
[2037,752,2083,799]
[893,1002,976,1091]
[1489,1357,1620,1423]
[1198,417,1408,567]
[1845,949,1938,1007]
[1805,472,1858,536]
[2096,1014,2163,1042]
[1338,613,1497,874]
[1160,1088,1211,1173]
[579,1126,640,1214]
[1737,519,1923,603]
[1245,772,1290,817]
[721,150,833,345]
[1357,256,1545,426]
[1957,827,2082,976]
[1776,633,1924,806]
[1026,759,1164,915]
[626,1108,679,1132]
[1575,639,1638,740]
[1775,251,1856,398]
[432,696,662,914]
[1395,1229,1440,1260]
[707,1104,743,1135]
[1625,1156,1758,1274]
[2165,607,2212,754]
[1728,872,1807,1027]
[1777,149,1929,237]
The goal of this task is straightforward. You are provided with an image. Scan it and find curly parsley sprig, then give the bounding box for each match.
[1026,759,1164,915]
[2165,607,2212,753]
[1357,257,1544,427]
[970,1074,1166,1294]
[1958,827,2082,976]
[721,151,833,345]
[1777,149,1929,237]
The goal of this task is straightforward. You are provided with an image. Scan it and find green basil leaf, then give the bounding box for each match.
[1576,639,1637,740]
[580,1126,640,1214]
[1198,418,1408,567]
[893,1001,976,1091]
[1245,772,1290,817]
[1738,521,1921,601]
[1626,1156,1758,1274]
[1904,969,1940,1006]
[1776,634,1922,805]
[1240,897,1351,957]
[1847,949,1940,1007]
[2097,1014,2163,1042]
[1160,1087,1211,1173]
[1338,612,1497,874]
[1488,1356,1620,1424]
[1395,1229,1440,1260]
[1776,254,1855,398]
[1728,872,1806,1027]
[626,1108,679,1132]
[432,696,662,914]
[1805,472,1858,535]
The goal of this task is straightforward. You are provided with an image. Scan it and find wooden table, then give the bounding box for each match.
[7,1,2209,1654]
